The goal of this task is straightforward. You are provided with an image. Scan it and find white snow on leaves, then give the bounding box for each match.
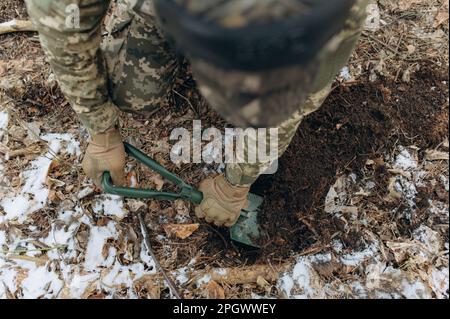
[0,207,157,298]
[84,222,118,271]
[92,195,128,220]
[0,131,156,298]
[0,133,80,223]
[0,111,8,139]
[279,146,448,299]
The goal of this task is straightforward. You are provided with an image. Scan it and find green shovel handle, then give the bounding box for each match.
[102,142,203,205]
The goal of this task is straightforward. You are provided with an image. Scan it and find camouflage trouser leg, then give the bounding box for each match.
[225,83,333,186]
[102,0,178,114]
[218,0,369,186]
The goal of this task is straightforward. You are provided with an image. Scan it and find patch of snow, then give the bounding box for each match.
[1,20,19,28]
[340,242,379,267]
[278,255,325,299]
[309,253,332,264]
[0,111,8,139]
[428,267,449,299]
[57,209,78,225]
[0,195,30,222]
[196,274,211,287]
[175,267,189,285]
[77,187,94,199]
[394,147,417,170]
[42,222,79,260]
[365,2,381,32]
[139,241,156,270]
[291,263,314,298]
[0,111,8,129]
[0,133,81,223]
[84,222,118,271]
[332,239,344,253]
[212,268,228,276]
[389,147,428,220]
[440,174,449,192]
[102,262,135,288]
[400,278,431,299]
[279,274,295,297]
[0,230,6,246]
[92,195,128,220]
[365,181,376,190]
[340,66,352,81]
[155,235,167,243]
[174,258,197,285]
[393,176,418,220]
[0,268,17,298]
[41,133,81,156]
[350,281,368,298]
[68,272,99,298]
[21,264,64,298]
[412,225,442,254]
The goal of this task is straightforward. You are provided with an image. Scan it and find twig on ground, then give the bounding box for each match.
[0,20,36,35]
[4,255,47,266]
[172,89,200,117]
[0,145,41,158]
[193,264,290,286]
[1,245,68,255]
[138,212,183,299]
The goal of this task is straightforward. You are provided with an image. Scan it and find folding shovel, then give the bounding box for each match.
[102,143,263,248]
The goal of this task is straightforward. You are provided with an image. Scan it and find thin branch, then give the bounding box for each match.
[1,245,68,255]
[138,212,183,299]
[172,89,199,117]
[0,20,36,35]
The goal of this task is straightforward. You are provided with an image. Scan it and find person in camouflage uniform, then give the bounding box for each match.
[25,0,368,227]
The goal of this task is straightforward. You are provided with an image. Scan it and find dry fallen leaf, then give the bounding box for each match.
[206,280,225,299]
[133,275,161,299]
[256,276,271,291]
[397,0,422,11]
[48,189,57,202]
[442,138,449,149]
[425,149,449,161]
[149,173,164,191]
[127,199,147,213]
[46,177,65,188]
[127,171,138,187]
[148,200,161,212]
[434,10,449,28]
[81,281,105,299]
[384,177,403,202]
[386,241,431,266]
[174,199,190,218]
[163,223,199,240]
[406,44,416,54]
[0,62,7,77]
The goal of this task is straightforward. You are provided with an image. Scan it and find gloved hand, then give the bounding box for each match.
[81,127,126,189]
[195,174,249,227]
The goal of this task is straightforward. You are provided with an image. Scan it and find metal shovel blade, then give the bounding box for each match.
[230,193,264,248]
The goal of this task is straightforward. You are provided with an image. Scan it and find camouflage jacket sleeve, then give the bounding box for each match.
[25,0,119,134]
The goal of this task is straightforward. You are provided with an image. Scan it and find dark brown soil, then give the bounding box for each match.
[253,65,449,258]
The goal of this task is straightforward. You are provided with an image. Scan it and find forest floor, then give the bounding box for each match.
[0,0,448,299]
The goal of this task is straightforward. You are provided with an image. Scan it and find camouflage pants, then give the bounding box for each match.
[103,0,368,186]
[102,1,179,114]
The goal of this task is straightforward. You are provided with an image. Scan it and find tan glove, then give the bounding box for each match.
[81,127,126,189]
[195,174,249,227]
